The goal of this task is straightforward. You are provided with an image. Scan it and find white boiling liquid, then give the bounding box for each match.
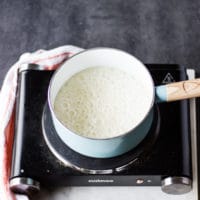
[54,67,152,139]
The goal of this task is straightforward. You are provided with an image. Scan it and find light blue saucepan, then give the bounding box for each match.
[48,47,200,158]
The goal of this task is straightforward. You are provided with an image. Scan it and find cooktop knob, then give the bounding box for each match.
[161,176,192,195]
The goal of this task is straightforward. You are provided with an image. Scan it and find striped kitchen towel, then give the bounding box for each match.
[0,45,83,200]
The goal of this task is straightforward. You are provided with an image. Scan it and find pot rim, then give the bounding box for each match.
[47,47,155,141]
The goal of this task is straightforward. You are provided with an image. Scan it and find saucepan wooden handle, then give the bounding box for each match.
[156,78,200,102]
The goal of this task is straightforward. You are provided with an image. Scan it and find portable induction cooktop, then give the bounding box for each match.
[9,64,193,196]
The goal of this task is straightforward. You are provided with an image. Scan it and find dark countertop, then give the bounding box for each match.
[0,0,200,85]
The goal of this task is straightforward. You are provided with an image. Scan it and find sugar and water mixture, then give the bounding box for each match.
[54,67,152,139]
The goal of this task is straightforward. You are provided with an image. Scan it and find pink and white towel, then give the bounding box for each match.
[0,45,83,200]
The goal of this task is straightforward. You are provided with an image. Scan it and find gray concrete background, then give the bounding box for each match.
[0,0,200,84]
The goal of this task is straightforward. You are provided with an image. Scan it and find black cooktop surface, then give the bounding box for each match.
[10,64,192,192]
